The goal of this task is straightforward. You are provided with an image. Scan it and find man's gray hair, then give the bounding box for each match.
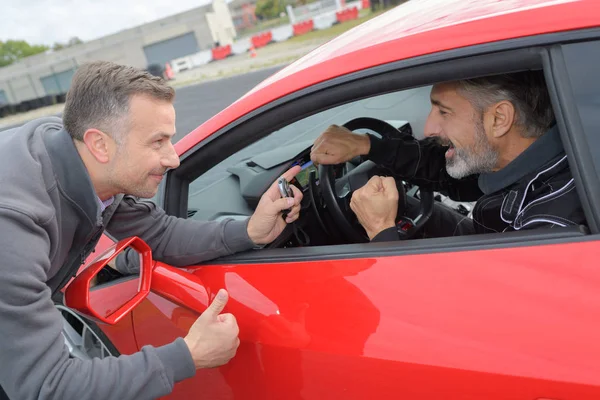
[63,61,175,143]
[456,71,555,138]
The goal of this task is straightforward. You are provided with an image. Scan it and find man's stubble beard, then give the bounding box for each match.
[446,114,499,179]
[106,146,157,199]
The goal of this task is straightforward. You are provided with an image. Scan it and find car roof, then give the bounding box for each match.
[176,0,599,155]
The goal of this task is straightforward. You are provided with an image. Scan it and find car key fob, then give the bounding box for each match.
[278,177,294,219]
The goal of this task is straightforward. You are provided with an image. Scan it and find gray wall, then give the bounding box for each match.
[40,68,76,95]
[143,32,200,67]
[0,90,7,105]
[0,4,217,105]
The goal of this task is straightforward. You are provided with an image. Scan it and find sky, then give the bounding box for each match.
[0,0,213,46]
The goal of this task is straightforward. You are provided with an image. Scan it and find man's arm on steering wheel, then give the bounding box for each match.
[311,125,482,202]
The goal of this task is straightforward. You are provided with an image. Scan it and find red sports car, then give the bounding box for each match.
[57,0,600,398]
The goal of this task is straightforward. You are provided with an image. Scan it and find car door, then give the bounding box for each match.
[133,239,600,400]
[125,38,600,400]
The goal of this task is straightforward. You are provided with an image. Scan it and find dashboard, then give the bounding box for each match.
[290,159,318,191]
[187,140,316,222]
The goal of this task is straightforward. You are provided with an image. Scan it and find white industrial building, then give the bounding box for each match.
[0,0,252,106]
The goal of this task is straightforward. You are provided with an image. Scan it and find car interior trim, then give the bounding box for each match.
[201,226,591,265]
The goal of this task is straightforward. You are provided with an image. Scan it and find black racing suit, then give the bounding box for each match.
[368,125,587,241]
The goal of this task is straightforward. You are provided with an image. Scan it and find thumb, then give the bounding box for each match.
[381,177,397,192]
[367,175,383,192]
[204,289,229,318]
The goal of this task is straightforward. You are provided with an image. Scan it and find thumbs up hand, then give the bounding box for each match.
[184,289,240,369]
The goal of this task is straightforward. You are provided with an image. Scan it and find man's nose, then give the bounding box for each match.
[424,114,441,138]
[162,142,181,169]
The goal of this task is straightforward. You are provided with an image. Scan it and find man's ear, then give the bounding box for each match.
[490,100,516,139]
[82,129,112,164]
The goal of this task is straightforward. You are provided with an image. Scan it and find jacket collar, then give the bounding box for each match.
[478,125,564,195]
[499,154,569,225]
[43,128,101,225]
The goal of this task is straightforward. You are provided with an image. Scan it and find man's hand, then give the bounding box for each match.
[247,166,304,245]
[184,289,240,369]
[350,176,399,240]
[310,125,371,165]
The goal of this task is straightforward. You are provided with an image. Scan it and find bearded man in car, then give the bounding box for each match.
[310,71,586,241]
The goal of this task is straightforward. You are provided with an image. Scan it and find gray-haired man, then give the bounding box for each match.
[311,71,585,241]
[0,61,303,399]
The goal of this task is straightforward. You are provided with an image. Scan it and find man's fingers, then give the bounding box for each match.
[286,214,300,223]
[285,204,301,222]
[282,186,302,222]
[381,176,396,189]
[312,136,324,151]
[381,177,399,197]
[274,197,295,213]
[280,165,302,183]
[205,289,229,318]
[218,313,239,332]
[290,185,302,204]
[367,175,383,190]
[359,176,382,194]
[310,152,340,165]
[265,165,302,200]
[286,214,299,223]
[269,181,303,219]
[349,194,358,214]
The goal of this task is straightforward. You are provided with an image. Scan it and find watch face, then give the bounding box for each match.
[396,218,414,234]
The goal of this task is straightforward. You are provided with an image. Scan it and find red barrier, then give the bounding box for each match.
[292,20,314,36]
[211,45,232,60]
[336,7,359,23]
[361,0,370,9]
[251,32,273,49]
[164,62,174,80]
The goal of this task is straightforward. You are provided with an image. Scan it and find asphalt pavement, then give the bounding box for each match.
[172,66,283,142]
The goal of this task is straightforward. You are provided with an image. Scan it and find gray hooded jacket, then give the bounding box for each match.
[0,117,255,399]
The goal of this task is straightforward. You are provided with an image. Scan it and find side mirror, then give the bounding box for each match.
[64,236,153,325]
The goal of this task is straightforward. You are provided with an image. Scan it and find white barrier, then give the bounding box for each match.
[171,56,194,73]
[286,0,340,23]
[314,13,336,30]
[346,0,363,10]
[189,50,213,67]
[271,24,294,42]
[232,38,251,55]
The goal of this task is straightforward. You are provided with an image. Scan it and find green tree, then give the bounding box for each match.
[255,0,283,19]
[0,40,49,67]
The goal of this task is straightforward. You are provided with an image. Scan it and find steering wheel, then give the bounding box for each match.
[318,117,434,243]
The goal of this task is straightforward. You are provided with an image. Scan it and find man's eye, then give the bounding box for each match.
[439,109,448,116]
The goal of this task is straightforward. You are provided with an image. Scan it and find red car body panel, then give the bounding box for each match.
[174,0,599,156]
[130,241,600,398]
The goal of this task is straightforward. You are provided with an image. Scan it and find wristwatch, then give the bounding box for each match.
[395,217,416,240]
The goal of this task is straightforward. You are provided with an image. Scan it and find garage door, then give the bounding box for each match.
[0,90,7,105]
[143,32,199,68]
[41,68,76,95]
